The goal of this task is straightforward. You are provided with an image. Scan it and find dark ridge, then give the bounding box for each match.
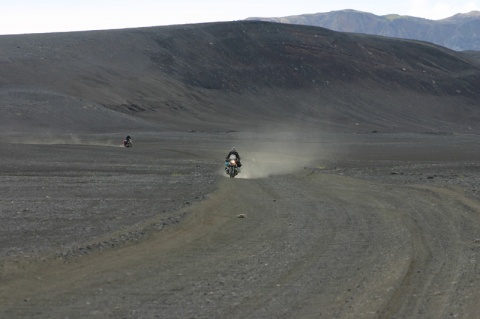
[1,20,479,133]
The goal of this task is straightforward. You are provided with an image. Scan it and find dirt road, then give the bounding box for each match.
[1,132,480,318]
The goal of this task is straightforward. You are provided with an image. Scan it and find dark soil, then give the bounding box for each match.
[1,21,480,318]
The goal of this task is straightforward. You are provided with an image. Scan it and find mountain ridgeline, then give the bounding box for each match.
[248,10,480,51]
[1,21,480,133]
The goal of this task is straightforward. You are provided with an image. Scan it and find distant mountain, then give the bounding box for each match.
[247,10,480,51]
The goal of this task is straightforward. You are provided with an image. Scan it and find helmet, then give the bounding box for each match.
[231,147,236,152]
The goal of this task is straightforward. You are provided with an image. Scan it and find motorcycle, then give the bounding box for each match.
[225,154,239,178]
[123,139,133,147]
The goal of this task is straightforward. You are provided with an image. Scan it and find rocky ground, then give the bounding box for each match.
[1,20,480,319]
[1,130,480,319]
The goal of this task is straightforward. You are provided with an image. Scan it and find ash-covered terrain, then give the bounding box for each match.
[1,21,480,318]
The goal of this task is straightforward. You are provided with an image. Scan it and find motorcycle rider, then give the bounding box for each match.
[124,134,132,146]
[225,147,242,171]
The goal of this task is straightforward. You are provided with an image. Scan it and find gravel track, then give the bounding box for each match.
[1,132,480,318]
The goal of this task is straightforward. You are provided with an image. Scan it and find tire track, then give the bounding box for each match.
[377,184,480,319]
[1,173,480,318]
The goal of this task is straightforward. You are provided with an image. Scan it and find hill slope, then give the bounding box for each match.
[1,21,479,133]
[2,22,480,319]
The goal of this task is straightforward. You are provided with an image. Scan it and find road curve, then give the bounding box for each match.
[1,171,480,318]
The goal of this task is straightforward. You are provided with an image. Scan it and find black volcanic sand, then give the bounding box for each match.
[1,21,480,319]
[1,129,480,319]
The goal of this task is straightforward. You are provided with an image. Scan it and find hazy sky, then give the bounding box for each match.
[1,0,479,35]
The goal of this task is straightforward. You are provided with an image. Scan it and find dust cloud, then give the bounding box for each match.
[9,133,123,147]
[224,129,328,179]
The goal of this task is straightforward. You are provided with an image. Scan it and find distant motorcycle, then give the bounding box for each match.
[225,154,239,178]
[123,139,133,147]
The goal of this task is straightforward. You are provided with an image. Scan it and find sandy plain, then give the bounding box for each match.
[1,21,480,318]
